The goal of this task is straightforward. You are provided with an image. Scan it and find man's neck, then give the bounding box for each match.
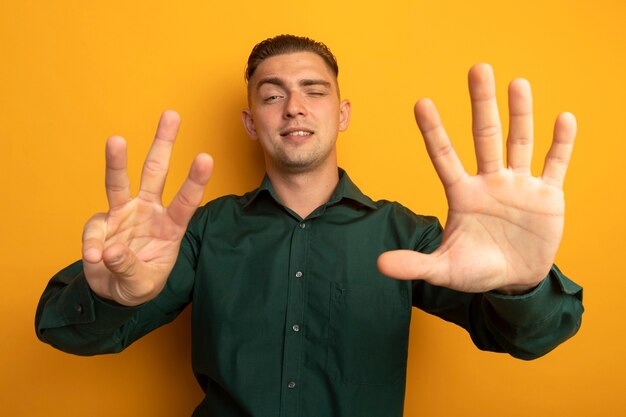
[266,162,340,219]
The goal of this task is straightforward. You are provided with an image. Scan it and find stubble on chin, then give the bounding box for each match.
[271,143,329,174]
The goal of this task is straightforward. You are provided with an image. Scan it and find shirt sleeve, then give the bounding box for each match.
[35,222,201,356]
[411,219,584,360]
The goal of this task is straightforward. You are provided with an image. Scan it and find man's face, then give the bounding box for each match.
[242,52,351,174]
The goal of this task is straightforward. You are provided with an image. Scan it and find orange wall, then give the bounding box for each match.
[1,1,623,416]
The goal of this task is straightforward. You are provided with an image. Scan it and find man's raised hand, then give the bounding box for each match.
[82,110,213,306]
[377,64,576,294]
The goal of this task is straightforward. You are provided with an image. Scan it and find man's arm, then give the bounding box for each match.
[34,236,198,356]
[379,64,583,356]
[414,267,583,360]
[35,260,144,355]
[410,219,583,360]
[35,110,211,354]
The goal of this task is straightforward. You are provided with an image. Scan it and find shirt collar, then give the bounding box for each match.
[240,168,378,210]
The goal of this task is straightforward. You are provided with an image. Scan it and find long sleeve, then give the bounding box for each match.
[35,261,144,355]
[411,220,584,360]
[480,266,583,359]
[35,226,200,356]
[413,268,583,359]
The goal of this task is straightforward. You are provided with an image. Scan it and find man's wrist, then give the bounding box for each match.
[493,282,541,296]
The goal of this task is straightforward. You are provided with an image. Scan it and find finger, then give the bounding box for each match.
[507,78,534,173]
[105,136,132,209]
[167,153,214,228]
[542,112,577,188]
[138,110,181,202]
[414,99,467,187]
[102,243,138,278]
[377,250,447,285]
[82,213,107,263]
[469,63,504,174]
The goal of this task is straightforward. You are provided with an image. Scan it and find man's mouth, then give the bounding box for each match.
[281,128,314,137]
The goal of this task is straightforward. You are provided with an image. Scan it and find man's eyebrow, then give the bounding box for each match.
[256,77,285,91]
[300,79,332,88]
[255,77,332,90]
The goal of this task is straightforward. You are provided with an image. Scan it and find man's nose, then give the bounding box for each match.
[284,93,307,118]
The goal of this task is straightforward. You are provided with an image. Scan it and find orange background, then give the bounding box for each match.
[1,1,624,416]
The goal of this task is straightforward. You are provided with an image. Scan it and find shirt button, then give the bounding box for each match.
[287,381,297,389]
[74,303,83,314]
[295,271,303,278]
[299,223,306,229]
[292,324,300,332]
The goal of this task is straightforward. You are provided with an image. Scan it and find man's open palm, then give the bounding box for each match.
[378,64,576,294]
[82,111,213,306]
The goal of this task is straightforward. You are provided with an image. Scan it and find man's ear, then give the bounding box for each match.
[338,99,351,132]
[241,108,257,140]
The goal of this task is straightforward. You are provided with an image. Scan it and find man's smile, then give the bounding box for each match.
[280,127,314,137]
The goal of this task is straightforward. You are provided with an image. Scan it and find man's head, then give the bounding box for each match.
[241,35,351,176]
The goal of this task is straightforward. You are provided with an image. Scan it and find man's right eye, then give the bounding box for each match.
[265,95,282,102]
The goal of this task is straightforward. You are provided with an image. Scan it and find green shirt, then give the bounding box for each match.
[35,169,584,417]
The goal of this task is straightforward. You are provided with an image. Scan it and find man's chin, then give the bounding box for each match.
[276,156,324,174]
[280,161,318,174]
[266,147,334,174]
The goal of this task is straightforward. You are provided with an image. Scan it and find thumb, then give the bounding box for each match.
[102,243,139,278]
[377,250,445,283]
[82,213,106,264]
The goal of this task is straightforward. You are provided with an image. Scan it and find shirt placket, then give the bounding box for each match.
[279,219,310,417]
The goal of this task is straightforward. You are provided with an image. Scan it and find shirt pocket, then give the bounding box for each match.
[326,282,411,385]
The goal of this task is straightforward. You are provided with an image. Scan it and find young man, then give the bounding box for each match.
[36,35,583,417]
